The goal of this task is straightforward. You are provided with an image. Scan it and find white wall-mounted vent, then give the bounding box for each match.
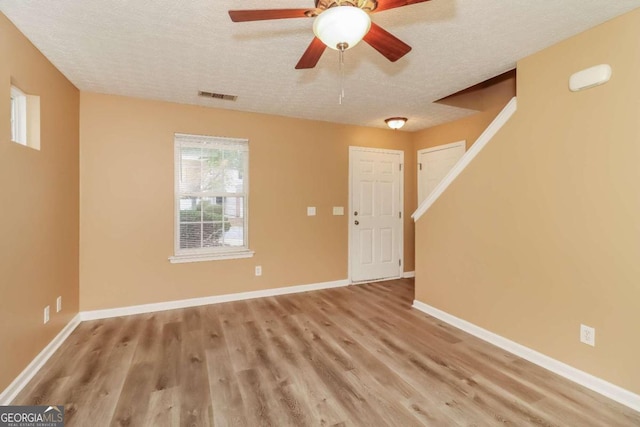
[569,64,612,92]
[198,91,238,101]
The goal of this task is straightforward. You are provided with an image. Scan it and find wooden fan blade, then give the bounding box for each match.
[374,0,431,13]
[295,37,327,69]
[229,9,311,22]
[363,22,412,62]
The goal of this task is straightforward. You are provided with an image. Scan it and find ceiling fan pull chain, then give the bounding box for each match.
[338,43,346,104]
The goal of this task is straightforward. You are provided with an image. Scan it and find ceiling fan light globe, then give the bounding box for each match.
[313,6,371,50]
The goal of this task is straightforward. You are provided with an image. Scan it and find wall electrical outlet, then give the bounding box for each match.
[56,296,62,313]
[307,207,316,216]
[44,306,50,324]
[255,265,262,276]
[580,324,595,346]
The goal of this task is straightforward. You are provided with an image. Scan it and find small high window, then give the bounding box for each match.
[10,85,27,145]
[9,84,40,150]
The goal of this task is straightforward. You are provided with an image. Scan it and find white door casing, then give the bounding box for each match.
[418,141,466,205]
[349,147,403,283]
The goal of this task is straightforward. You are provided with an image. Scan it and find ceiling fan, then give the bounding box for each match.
[229,0,430,69]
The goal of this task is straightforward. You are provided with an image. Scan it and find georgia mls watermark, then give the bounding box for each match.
[0,405,64,427]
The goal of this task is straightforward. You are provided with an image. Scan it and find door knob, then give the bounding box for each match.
[354,220,359,225]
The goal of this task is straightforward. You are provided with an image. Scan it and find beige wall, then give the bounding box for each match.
[435,70,516,112]
[414,73,516,152]
[413,105,508,152]
[80,93,415,311]
[0,14,80,392]
[415,8,640,394]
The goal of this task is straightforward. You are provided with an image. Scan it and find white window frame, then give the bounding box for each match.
[10,85,27,145]
[169,133,253,264]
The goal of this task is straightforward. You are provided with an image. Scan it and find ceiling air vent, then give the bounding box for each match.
[198,91,238,101]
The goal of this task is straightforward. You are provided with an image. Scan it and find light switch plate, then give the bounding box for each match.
[332,206,344,216]
[307,207,316,216]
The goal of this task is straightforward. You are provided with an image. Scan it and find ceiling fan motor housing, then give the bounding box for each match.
[322,0,378,11]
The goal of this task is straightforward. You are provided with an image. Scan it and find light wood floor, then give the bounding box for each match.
[13,279,640,426]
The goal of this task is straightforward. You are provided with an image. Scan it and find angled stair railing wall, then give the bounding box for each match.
[412,97,518,222]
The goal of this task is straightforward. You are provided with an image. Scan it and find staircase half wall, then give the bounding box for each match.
[413,8,640,409]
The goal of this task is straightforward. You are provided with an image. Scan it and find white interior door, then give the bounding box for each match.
[418,141,466,204]
[349,147,403,283]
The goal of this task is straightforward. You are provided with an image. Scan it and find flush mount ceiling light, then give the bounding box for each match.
[385,117,408,130]
[312,6,372,52]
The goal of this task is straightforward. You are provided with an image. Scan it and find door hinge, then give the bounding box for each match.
[399,211,402,219]
[419,163,423,171]
[399,259,402,266]
[399,163,402,171]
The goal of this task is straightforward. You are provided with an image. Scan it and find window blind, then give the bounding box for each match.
[175,133,249,255]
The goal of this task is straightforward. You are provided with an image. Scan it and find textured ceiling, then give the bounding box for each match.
[1,0,639,131]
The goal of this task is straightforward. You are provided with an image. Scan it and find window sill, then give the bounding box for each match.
[169,249,255,264]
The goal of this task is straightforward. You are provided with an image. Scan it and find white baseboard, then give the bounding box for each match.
[0,314,81,405]
[402,271,415,279]
[80,279,350,321]
[412,300,640,413]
